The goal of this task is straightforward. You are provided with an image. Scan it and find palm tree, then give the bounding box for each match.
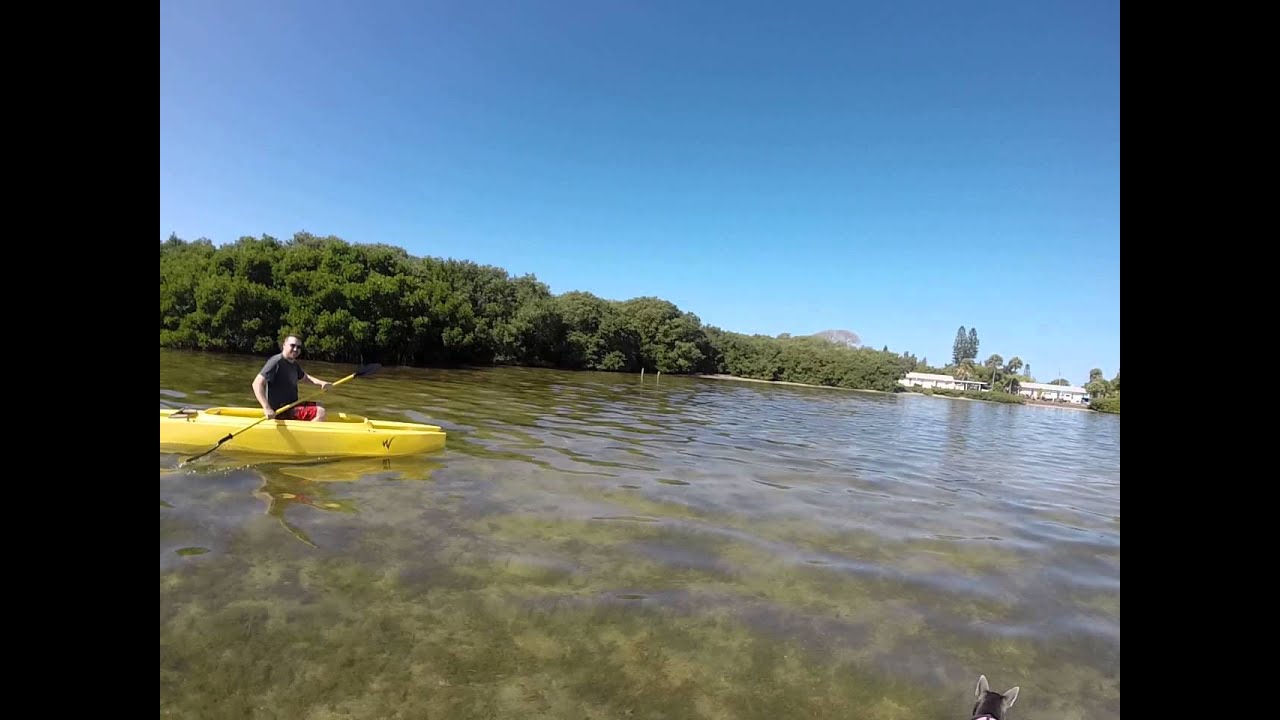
[1004,356,1023,376]
[983,354,1003,390]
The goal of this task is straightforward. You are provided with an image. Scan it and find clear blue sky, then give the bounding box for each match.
[160,0,1119,384]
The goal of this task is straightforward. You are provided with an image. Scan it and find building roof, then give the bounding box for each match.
[1020,382,1088,394]
[905,372,955,381]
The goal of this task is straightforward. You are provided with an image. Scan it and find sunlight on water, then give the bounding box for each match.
[161,349,1119,719]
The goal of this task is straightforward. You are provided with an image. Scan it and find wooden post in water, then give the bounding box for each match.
[656,370,661,386]
[641,367,645,384]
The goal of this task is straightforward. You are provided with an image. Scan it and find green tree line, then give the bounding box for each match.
[160,233,910,392]
[1085,368,1120,413]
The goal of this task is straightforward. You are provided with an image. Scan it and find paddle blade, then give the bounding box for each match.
[178,433,238,467]
[356,363,382,377]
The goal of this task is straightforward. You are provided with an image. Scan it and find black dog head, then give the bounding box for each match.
[972,674,1019,719]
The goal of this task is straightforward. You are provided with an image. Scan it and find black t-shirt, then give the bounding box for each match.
[259,353,306,409]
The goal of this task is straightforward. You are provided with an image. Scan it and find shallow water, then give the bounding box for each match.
[160,349,1119,719]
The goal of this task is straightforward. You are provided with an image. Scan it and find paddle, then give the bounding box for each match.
[178,363,382,467]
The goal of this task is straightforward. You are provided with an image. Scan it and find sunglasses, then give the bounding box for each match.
[288,343,303,350]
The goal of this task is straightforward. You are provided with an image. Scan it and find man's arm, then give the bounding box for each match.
[252,374,274,416]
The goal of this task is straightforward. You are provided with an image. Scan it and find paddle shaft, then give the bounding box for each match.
[178,365,377,466]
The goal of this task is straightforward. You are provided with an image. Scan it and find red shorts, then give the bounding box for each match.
[278,402,320,421]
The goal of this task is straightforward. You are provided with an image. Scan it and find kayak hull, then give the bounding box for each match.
[159,407,447,458]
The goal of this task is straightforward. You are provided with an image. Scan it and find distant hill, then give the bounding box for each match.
[812,329,862,348]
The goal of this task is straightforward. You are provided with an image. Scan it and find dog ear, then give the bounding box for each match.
[1003,686,1019,707]
[977,675,990,697]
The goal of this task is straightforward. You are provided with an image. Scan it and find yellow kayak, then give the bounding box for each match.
[159,406,447,458]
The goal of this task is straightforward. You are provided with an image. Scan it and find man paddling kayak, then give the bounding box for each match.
[252,335,333,421]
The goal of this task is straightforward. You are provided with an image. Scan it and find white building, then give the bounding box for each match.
[899,372,989,392]
[1017,382,1091,405]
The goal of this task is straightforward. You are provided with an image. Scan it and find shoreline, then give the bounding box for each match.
[161,350,1111,414]
[1022,399,1096,412]
[695,373,1105,413]
[904,390,1098,412]
[692,374,890,394]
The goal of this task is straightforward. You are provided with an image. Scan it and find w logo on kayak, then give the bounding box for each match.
[382,438,394,450]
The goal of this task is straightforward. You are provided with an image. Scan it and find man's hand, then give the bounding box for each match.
[322,382,333,390]
[263,408,276,419]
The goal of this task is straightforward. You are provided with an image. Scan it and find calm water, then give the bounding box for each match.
[160,349,1120,719]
